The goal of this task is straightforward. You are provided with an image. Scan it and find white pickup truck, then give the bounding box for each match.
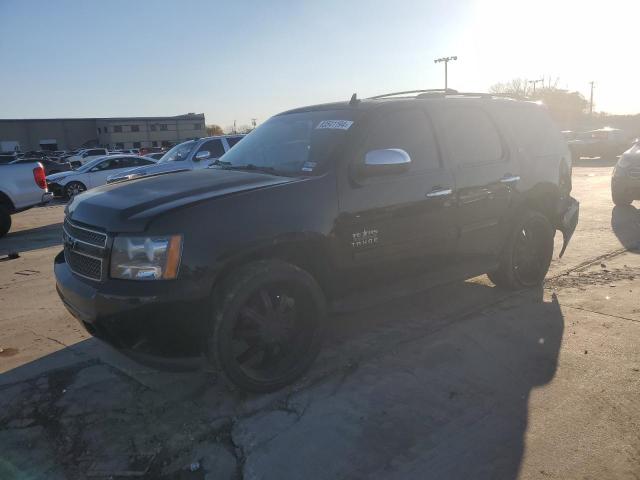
[0,162,53,238]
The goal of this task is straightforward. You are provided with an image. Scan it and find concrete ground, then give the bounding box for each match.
[0,165,639,479]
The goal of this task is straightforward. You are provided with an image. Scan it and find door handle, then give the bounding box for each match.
[426,187,453,198]
[500,175,520,184]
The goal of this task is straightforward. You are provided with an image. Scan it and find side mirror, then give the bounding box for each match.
[194,150,211,161]
[363,148,411,176]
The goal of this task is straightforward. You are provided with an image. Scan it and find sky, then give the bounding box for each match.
[1,0,639,129]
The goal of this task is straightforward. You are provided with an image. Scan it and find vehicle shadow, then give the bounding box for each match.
[611,204,640,252]
[0,280,564,479]
[0,222,63,255]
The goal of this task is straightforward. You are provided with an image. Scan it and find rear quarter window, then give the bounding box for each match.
[494,105,562,157]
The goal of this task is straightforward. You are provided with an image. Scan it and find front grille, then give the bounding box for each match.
[66,249,103,280]
[63,217,107,281]
[64,218,107,246]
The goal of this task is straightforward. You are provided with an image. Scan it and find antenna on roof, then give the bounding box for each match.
[349,93,359,106]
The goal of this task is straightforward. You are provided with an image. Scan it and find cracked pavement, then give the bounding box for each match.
[1,166,640,479]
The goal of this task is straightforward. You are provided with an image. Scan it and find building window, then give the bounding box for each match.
[97,127,101,134]
[131,125,140,132]
[160,124,168,131]
[150,124,156,131]
[194,123,202,130]
[115,142,124,149]
[103,126,108,133]
[133,141,141,148]
[151,141,158,147]
[113,125,123,133]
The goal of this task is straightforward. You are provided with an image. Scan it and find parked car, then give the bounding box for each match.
[11,157,72,176]
[46,155,156,198]
[0,161,52,237]
[144,152,165,161]
[611,139,640,205]
[66,148,109,166]
[106,135,245,184]
[0,152,18,164]
[568,127,631,161]
[55,90,579,392]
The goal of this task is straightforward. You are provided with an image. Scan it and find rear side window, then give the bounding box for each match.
[362,108,441,172]
[497,106,561,157]
[227,136,243,148]
[198,139,225,158]
[439,107,503,166]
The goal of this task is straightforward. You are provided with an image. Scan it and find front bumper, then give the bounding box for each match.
[47,182,65,197]
[54,250,208,363]
[556,196,579,258]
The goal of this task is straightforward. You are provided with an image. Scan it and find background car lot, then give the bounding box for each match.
[0,163,638,479]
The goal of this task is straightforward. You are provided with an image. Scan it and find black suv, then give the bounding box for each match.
[55,90,579,392]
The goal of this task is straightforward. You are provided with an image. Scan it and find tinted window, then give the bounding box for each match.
[439,107,503,166]
[133,157,154,166]
[496,106,561,157]
[198,139,225,158]
[362,108,441,172]
[227,136,243,148]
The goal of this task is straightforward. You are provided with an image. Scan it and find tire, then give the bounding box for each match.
[488,210,555,290]
[0,204,11,238]
[208,260,326,392]
[64,181,86,199]
[611,182,631,206]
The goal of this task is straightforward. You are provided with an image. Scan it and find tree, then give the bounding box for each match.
[489,78,589,128]
[206,124,224,136]
[488,78,530,99]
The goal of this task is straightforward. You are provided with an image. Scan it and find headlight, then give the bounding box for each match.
[110,235,182,280]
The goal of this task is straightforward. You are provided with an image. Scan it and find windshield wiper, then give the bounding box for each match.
[211,163,290,176]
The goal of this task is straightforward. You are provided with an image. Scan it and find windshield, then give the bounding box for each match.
[158,140,197,163]
[213,111,356,176]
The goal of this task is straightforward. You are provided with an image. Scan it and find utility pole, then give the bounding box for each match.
[589,81,595,116]
[528,78,544,94]
[434,56,457,90]
[251,118,257,129]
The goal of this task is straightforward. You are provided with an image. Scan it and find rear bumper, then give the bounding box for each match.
[40,192,53,204]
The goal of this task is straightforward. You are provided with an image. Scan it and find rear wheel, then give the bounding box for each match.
[0,204,11,238]
[208,260,326,392]
[65,181,86,199]
[612,181,631,206]
[488,210,554,290]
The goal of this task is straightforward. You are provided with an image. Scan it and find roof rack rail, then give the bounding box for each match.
[367,88,458,100]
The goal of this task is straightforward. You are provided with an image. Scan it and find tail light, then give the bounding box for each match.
[33,164,47,190]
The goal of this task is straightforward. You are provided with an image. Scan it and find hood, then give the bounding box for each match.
[47,170,76,182]
[107,162,189,184]
[619,144,640,167]
[67,168,299,232]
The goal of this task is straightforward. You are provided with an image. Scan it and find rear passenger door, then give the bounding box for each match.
[336,106,457,280]
[433,104,518,262]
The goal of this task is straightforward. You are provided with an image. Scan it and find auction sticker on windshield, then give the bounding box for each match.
[315,120,354,130]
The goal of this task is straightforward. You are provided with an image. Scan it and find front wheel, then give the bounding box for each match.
[208,260,326,392]
[488,211,555,290]
[65,181,86,199]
